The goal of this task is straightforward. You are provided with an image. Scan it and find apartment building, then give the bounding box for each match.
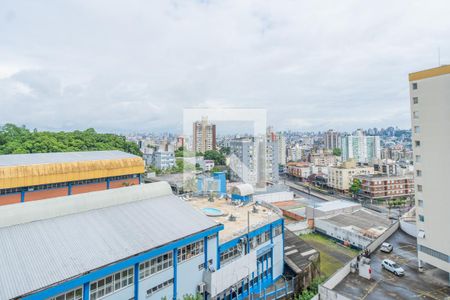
[355,174,414,201]
[328,160,374,192]
[409,65,450,277]
[341,129,381,163]
[193,117,216,153]
[324,129,341,150]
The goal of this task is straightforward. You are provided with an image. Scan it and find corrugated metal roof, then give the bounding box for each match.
[0,187,218,299]
[0,150,139,167]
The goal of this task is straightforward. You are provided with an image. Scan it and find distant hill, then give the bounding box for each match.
[0,124,142,156]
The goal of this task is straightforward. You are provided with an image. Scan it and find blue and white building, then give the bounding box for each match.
[0,181,285,300]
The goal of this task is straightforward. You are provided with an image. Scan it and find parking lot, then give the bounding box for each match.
[334,230,450,299]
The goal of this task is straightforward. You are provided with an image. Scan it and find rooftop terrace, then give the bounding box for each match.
[187,196,282,243]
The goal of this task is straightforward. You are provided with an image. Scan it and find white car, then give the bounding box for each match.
[382,259,405,276]
[380,242,393,253]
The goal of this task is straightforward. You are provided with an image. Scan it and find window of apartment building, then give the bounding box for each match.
[413,111,419,119]
[272,225,282,237]
[414,126,421,133]
[146,278,174,297]
[416,170,422,177]
[177,239,203,263]
[418,200,424,207]
[139,251,173,280]
[419,245,449,262]
[413,97,419,104]
[417,184,423,192]
[415,140,421,147]
[412,82,418,90]
[416,155,421,163]
[419,215,425,222]
[220,245,243,265]
[90,267,134,300]
[48,287,83,300]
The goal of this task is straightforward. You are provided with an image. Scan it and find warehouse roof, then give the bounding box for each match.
[0,182,220,299]
[0,150,138,166]
[0,150,145,189]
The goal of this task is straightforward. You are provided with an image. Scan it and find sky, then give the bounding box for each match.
[0,0,449,134]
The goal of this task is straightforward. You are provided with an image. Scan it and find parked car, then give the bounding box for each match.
[382,259,405,276]
[380,242,393,253]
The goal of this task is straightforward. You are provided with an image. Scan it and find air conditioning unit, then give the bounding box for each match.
[197,282,206,294]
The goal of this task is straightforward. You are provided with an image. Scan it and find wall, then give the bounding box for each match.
[254,192,294,204]
[138,267,174,300]
[24,188,68,202]
[110,178,140,189]
[272,234,284,279]
[72,182,107,195]
[315,219,373,249]
[103,286,134,300]
[177,253,205,297]
[0,193,21,205]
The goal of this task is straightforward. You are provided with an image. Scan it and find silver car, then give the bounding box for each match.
[380,242,393,253]
[382,259,405,276]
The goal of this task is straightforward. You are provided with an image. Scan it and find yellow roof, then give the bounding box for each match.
[409,65,450,81]
[0,155,145,189]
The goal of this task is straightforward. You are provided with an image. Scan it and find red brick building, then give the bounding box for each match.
[355,174,414,201]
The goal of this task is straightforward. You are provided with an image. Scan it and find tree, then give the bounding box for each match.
[349,178,362,198]
[332,148,342,156]
[204,150,226,166]
[0,124,142,156]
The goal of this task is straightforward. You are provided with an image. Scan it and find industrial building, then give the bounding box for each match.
[0,151,144,205]
[0,181,286,300]
[0,150,145,206]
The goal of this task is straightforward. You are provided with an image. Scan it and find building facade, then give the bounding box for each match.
[324,129,341,150]
[0,182,285,300]
[0,150,144,206]
[327,160,374,192]
[193,117,217,153]
[409,65,450,277]
[355,174,414,201]
[341,130,381,163]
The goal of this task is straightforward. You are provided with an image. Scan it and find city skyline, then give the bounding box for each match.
[1,1,450,133]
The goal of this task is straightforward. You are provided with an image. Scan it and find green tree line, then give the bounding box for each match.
[0,124,142,156]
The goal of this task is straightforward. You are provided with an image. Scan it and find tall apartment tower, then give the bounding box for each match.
[192,117,216,153]
[409,65,450,278]
[341,129,380,163]
[324,129,341,150]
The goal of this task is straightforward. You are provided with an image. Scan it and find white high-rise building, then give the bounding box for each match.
[341,129,380,163]
[409,65,450,278]
[278,134,287,166]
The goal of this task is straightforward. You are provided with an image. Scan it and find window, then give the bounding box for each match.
[413,97,419,104]
[47,287,83,300]
[416,170,422,177]
[412,82,418,90]
[177,240,203,263]
[90,267,134,300]
[418,200,423,207]
[146,278,174,297]
[419,245,449,262]
[139,251,173,280]
[220,245,243,265]
[250,231,270,249]
[414,126,420,133]
[415,140,421,147]
[413,111,419,119]
[419,214,424,222]
[272,225,282,237]
[417,185,423,192]
[416,155,421,163]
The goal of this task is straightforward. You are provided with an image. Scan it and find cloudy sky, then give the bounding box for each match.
[1,0,449,133]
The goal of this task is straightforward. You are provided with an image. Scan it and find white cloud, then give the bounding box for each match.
[0,0,449,132]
